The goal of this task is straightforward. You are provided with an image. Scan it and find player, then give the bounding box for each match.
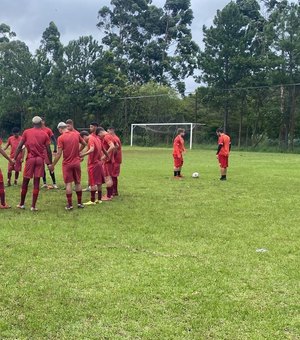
[41,117,58,189]
[50,122,87,210]
[108,127,122,196]
[0,137,14,208]
[3,127,25,186]
[66,119,80,136]
[80,129,104,205]
[173,128,186,179]
[14,116,53,211]
[97,127,116,201]
[216,128,231,181]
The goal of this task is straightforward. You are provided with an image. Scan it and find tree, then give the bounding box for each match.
[97,0,199,93]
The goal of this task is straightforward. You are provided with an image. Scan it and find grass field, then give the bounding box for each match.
[0,147,299,339]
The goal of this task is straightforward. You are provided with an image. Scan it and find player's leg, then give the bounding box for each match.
[84,166,97,205]
[65,182,73,210]
[0,169,10,208]
[14,171,19,185]
[14,159,22,185]
[173,157,182,179]
[42,167,48,188]
[31,177,40,210]
[48,170,58,189]
[73,164,83,208]
[96,184,102,203]
[112,162,120,196]
[7,164,12,186]
[31,157,44,210]
[18,159,33,209]
[102,176,113,201]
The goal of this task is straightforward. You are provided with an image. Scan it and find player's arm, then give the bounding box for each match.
[0,147,14,164]
[3,140,10,151]
[80,145,94,158]
[21,146,26,162]
[14,140,25,160]
[79,137,87,152]
[51,147,63,167]
[229,141,232,152]
[106,141,115,159]
[101,147,109,161]
[46,144,53,164]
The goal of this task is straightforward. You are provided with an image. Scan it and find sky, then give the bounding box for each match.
[0,0,230,92]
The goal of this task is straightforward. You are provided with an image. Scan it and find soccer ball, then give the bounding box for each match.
[192,172,199,178]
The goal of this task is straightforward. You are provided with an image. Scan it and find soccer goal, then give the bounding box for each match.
[130,123,205,149]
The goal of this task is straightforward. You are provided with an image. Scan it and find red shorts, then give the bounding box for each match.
[88,162,104,186]
[0,169,3,182]
[8,159,22,172]
[24,157,44,178]
[103,162,112,178]
[62,162,81,184]
[218,155,229,168]
[173,156,183,168]
[112,162,121,177]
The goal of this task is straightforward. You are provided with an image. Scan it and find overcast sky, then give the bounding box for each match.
[1,0,230,92]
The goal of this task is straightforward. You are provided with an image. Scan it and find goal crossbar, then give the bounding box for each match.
[130,123,206,149]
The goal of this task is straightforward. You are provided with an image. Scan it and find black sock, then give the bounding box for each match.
[178,171,181,176]
[174,171,177,176]
[43,172,46,184]
[49,171,56,185]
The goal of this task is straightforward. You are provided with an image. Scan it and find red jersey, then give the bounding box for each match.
[218,133,231,157]
[88,134,102,166]
[112,135,122,164]
[22,128,51,159]
[41,126,54,139]
[173,135,185,158]
[57,130,83,165]
[68,128,80,136]
[102,133,115,162]
[7,136,22,159]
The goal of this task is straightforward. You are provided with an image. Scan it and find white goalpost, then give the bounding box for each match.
[130,123,205,149]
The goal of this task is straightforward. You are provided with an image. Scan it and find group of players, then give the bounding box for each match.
[172,127,231,180]
[0,116,122,211]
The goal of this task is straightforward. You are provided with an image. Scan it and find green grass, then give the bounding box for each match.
[0,147,299,339]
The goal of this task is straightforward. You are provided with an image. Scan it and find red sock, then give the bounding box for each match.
[91,190,96,202]
[0,181,5,205]
[32,177,40,208]
[15,172,19,181]
[7,172,12,183]
[98,190,102,201]
[20,177,30,206]
[76,191,82,204]
[107,187,113,198]
[66,193,72,206]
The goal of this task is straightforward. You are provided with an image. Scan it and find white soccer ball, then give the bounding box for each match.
[192,172,199,178]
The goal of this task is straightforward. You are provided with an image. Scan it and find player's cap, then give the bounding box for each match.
[57,122,67,129]
[32,116,42,124]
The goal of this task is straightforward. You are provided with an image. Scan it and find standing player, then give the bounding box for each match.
[50,122,87,210]
[41,117,58,189]
[3,127,25,186]
[173,128,186,179]
[97,127,116,201]
[80,129,104,205]
[14,116,53,211]
[216,128,231,181]
[108,127,122,196]
[0,138,14,208]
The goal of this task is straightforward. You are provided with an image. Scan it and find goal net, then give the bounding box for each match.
[130,123,205,149]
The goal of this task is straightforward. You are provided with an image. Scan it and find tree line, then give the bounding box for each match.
[0,0,299,150]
